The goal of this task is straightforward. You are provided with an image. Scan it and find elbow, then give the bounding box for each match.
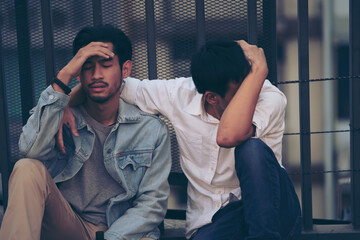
[216,135,246,148]
[217,126,254,148]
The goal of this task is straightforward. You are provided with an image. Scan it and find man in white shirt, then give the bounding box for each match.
[59,40,301,239]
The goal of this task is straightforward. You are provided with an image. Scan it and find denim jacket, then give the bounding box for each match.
[19,86,171,240]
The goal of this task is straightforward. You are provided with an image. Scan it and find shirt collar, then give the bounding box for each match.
[183,92,219,123]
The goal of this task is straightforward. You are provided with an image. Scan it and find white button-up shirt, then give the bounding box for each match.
[121,77,287,238]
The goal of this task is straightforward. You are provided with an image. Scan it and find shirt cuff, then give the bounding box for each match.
[252,115,264,138]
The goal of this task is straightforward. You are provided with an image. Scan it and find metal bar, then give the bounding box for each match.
[0,23,11,210]
[92,0,103,26]
[322,0,336,220]
[40,0,55,85]
[297,0,313,231]
[263,0,277,84]
[247,0,257,45]
[145,0,157,80]
[195,0,206,50]
[350,0,360,230]
[299,223,360,239]
[15,0,34,125]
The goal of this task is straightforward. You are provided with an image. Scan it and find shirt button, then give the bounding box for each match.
[217,203,221,208]
[107,149,112,154]
[218,190,222,194]
[211,167,215,171]
[213,144,218,149]
[49,95,54,100]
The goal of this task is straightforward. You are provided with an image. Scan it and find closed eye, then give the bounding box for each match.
[100,58,113,68]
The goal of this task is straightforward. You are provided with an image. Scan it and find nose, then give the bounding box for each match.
[92,63,103,80]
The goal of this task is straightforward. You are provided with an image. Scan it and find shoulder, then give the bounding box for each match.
[258,80,287,106]
[124,100,168,131]
[136,76,195,91]
[172,77,196,91]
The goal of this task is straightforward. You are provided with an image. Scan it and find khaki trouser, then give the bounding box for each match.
[0,158,107,240]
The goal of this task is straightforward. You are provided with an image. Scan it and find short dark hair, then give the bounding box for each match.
[191,40,251,97]
[73,24,132,68]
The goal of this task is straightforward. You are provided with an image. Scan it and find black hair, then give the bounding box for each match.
[191,40,251,97]
[72,24,132,68]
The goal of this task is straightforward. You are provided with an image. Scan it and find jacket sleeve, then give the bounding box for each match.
[18,85,70,160]
[105,120,171,240]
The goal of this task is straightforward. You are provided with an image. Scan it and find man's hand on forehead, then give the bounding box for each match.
[57,42,115,83]
[77,42,115,63]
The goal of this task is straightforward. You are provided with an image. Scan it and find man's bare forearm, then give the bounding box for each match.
[217,41,268,148]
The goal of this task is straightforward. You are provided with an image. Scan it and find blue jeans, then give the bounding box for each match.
[193,138,302,240]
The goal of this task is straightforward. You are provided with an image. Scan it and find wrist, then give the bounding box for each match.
[53,76,71,95]
[56,69,73,86]
[251,64,268,78]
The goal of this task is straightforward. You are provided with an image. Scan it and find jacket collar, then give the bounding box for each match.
[72,98,141,129]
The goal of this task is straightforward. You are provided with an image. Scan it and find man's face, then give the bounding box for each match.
[80,42,122,104]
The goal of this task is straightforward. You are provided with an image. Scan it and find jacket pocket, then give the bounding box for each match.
[116,150,153,192]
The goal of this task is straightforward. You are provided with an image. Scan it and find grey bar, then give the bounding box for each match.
[15,0,34,125]
[92,0,103,26]
[145,0,157,80]
[350,0,360,230]
[297,0,313,231]
[247,0,257,45]
[0,26,11,210]
[195,0,206,50]
[263,0,277,85]
[41,0,55,85]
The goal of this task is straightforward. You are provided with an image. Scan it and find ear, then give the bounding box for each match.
[121,60,132,79]
[203,91,219,105]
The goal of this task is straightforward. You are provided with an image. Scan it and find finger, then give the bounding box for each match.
[85,47,115,60]
[56,125,66,154]
[96,48,115,58]
[237,40,251,49]
[87,41,111,48]
[69,117,79,137]
[87,42,115,55]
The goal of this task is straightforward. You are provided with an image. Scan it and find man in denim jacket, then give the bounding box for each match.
[0,25,171,240]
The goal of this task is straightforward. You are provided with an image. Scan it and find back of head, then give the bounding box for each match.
[191,40,250,97]
[73,24,132,68]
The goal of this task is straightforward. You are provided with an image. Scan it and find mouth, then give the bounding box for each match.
[88,82,108,92]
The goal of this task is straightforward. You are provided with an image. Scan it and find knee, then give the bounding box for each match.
[12,158,47,181]
[14,158,45,171]
[234,138,274,170]
[235,138,267,160]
